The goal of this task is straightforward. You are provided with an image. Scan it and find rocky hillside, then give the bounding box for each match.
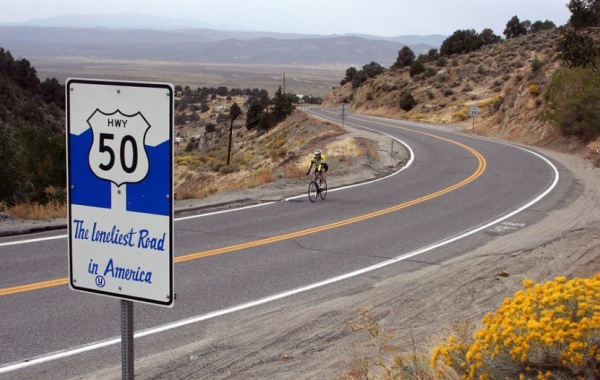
[172,29,580,200]
[324,29,595,156]
[173,108,386,199]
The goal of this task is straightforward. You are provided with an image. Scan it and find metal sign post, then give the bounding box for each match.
[66,78,175,379]
[470,105,479,132]
[340,103,346,129]
[121,300,134,380]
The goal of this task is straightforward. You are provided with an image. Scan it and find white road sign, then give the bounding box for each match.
[66,79,174,307]
[470,105,479,117]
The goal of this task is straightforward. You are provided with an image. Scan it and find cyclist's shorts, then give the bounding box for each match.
[321,163,328,172]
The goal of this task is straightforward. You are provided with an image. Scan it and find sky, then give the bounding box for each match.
[0,0,571,37]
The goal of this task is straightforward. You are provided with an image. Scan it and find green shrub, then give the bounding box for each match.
[544,66,600,140]
[531,56,544,71]
[443,88,454,97]
[425,67,438,78]
[399,92,418,111]
[205,122,216,133]
[409,61,426,77]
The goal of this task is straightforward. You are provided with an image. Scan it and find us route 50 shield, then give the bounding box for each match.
[88,109,151,186]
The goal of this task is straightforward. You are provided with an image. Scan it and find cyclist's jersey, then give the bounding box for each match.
[308,154,327,173]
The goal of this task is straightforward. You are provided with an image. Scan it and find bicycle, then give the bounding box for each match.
[308,173,327,202]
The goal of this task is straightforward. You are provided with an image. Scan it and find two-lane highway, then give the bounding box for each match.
[0,109,565,378]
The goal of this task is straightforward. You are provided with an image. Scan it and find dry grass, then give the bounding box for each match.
[339,307,450,380]
[174,109,349,199]
[283,164,306,179]
[2,201,67,220]
[225,168,275,191]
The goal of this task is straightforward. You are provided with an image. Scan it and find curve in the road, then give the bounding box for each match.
[0,125,482,297]
[0,113,561,376]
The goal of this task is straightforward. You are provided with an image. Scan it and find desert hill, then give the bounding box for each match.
[323,28,595,156]
[172,28,591,200]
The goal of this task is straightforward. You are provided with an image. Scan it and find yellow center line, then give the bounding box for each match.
[0,278,70,296]
[0,122,486,297]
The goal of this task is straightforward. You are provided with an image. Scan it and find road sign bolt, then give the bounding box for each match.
[117,89,121,94]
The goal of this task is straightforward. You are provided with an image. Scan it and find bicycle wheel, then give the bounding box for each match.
[319,179,327,200]
[308,181,318,202]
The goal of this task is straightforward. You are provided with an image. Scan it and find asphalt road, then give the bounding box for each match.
[0,109,563,378]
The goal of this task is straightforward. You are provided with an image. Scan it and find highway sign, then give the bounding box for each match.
[66,79,174,307]
[470,105,479,117]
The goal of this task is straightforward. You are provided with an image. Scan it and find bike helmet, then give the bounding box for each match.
[314,149,321,155]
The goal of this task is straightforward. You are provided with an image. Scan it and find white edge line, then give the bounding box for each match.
[0,146,559,375]
[0,234,65,247]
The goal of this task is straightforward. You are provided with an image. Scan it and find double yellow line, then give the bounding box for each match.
[0,126,486,297]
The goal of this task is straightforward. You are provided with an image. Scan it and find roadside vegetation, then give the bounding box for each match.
[340,276,600,379]
[0,48,65,216]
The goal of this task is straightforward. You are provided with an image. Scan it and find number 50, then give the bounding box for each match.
[98,133,138,174]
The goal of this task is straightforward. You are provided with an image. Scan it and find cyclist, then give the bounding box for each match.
[306,149,328,189]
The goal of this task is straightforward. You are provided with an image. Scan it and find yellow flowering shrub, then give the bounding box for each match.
[454,107,470,121]
[529,84,541,97]
[432,275,600,379]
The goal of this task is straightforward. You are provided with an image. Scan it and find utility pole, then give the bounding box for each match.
[227,118,234,165]
[282,72,285,94]
[226,103,242,165]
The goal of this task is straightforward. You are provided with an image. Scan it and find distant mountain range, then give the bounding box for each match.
[0,14,445,67]
[0,13,446,45]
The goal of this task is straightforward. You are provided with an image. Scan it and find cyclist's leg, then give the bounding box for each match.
[315,172,322,191]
